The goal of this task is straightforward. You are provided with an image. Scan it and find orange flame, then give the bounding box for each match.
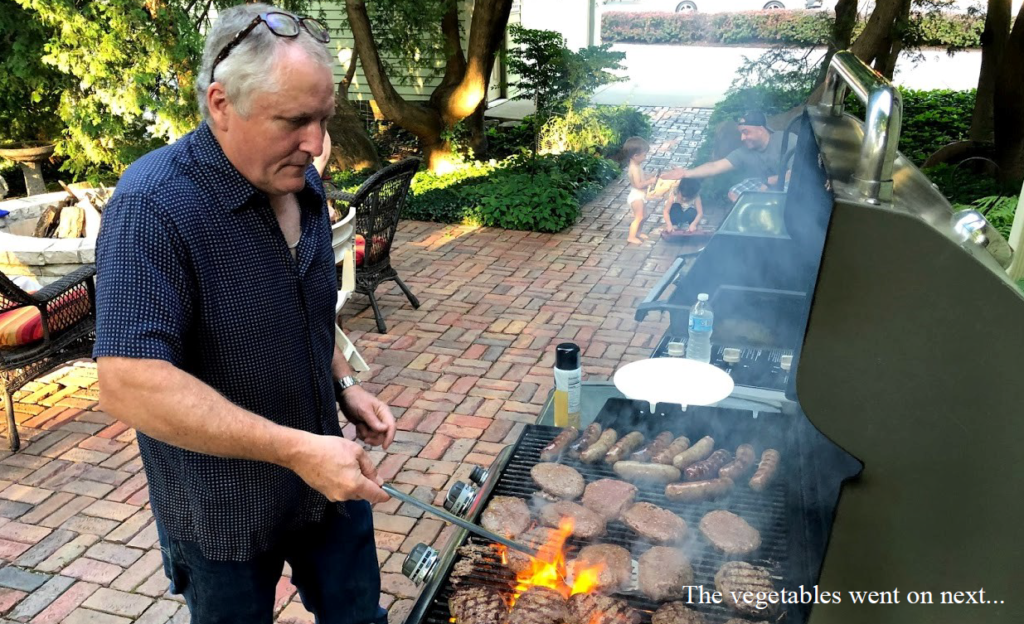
[495,517,606,605]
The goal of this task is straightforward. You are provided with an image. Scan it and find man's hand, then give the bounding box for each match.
[339,386,396,449]
[288,433,389,504]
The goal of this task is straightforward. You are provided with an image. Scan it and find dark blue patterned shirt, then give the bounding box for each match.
[94,122,340,561]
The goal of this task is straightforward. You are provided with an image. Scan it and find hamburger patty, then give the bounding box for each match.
[507,586,568,624]
[622,502,688,544]
[571,544,633,592]
[505,526,560,574]
[638,547,694,601]
[581,479,637,521]
[539,501,607,539]
[531,463,586,500]
[567,592,641,624]
[699,510,761,555]
[481,496,532,539]
[651,602,707,624]
[715,561,776,618]
[448,586,509,624]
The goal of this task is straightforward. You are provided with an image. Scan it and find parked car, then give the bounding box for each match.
[652,0,797,13]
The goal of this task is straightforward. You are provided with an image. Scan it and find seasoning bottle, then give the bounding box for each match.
[553,343,582,428]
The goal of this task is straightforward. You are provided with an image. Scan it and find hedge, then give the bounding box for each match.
[602,10,983,48]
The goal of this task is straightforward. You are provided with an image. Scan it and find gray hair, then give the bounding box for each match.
[196,3,334,121]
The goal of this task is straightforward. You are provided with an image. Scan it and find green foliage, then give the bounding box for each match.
[462,172,579,232]
[395,151,619,231]
[540,105,652,158]
[920,163,1022,238]
[486,117,539,159]
[601,9,983,48]
[848,88,975,165]
[1,0,208,180]
[507,25,626,115]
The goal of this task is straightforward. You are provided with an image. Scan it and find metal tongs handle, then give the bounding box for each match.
[381,484,539,558]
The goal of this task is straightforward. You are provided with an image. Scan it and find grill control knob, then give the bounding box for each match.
[444,481,477,517]
[402,543,439,585]
[469,466,489,486]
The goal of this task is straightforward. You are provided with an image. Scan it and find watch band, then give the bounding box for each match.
[333,375,360,402]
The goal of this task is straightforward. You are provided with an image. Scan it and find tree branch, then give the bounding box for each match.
[343,0,440,138]
[444,0,514,123]
[339,48,359,100]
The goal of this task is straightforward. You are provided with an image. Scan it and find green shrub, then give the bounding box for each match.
[462,172,580,232]
[486,117,539,158]
[375,151,622,231]
[540,105,652,158]
[848,88,975,165]
[601,10,982,48]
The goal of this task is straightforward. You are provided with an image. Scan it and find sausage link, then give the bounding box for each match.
[749,449,781,492]
[540,427,580,462]
[605,431,645,464]
[580,429,619,463]
[652,436,691,465]
[630,431,673,463]
[684,449,733,481]
[718,443,756,480]
[665,477,734,502]
[567,423,602,459]
[613,461,681,485]
[671,436,714,470]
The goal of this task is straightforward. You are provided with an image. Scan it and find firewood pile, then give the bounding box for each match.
[32,184,111,239]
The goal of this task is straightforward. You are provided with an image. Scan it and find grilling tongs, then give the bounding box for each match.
[381,483,541,558]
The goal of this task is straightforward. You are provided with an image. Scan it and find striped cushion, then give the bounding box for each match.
[0,289,89,348]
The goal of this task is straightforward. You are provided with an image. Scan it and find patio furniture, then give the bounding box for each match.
[327,158,421,334]
[331,205,368,372]
[1,266,96,451]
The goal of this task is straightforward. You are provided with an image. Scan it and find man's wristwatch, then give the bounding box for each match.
[333,375,360,402]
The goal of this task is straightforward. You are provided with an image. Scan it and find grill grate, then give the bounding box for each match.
[420,403,807,624]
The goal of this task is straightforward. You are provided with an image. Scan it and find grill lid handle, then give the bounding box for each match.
[820,50,903,205]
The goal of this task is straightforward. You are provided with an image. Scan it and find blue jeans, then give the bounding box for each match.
[158,501,388,624]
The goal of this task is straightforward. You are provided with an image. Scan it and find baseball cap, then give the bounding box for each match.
[736,110,769,129]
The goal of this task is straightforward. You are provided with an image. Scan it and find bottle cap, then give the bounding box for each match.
[555,343,581,370]
[697,293,709,301]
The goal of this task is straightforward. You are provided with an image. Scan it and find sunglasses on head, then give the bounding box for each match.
[210,11,330,84]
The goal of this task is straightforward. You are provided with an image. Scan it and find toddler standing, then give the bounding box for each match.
[622,137,659,245]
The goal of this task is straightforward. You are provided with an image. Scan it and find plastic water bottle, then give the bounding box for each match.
[686,293,714,363]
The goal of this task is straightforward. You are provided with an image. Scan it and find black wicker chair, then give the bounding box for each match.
[1,266,96,451]
[327,158,421,334]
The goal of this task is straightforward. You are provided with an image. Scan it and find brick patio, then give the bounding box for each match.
[0,106,712,624]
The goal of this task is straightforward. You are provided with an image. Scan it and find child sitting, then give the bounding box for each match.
[663,178,704,234]
[623,137,660,245]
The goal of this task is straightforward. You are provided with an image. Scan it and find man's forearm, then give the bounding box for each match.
[98,357,310,470]
[331,344,355,380]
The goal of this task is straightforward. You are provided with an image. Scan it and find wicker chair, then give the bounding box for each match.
[1,266,96,451]
[327,158,421,334]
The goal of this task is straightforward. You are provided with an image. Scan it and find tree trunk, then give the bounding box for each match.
[327,52,382,173]
[345,0,513,172]
[850,0,911,69]
[971,0,1012,143]
[994,5,1024,181]
[818,0,859,84]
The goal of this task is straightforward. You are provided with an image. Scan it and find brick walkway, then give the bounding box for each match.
[0,106,711,624]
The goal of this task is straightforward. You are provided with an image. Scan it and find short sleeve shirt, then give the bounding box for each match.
[725,131,797,182]
[93,122,341,561]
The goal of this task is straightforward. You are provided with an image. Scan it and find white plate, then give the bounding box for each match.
[613,358,734,410]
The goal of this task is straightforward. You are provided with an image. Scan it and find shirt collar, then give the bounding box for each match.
[186,122,326,213]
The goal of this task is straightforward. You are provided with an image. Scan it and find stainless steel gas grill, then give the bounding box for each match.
[399,51,1024,624]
